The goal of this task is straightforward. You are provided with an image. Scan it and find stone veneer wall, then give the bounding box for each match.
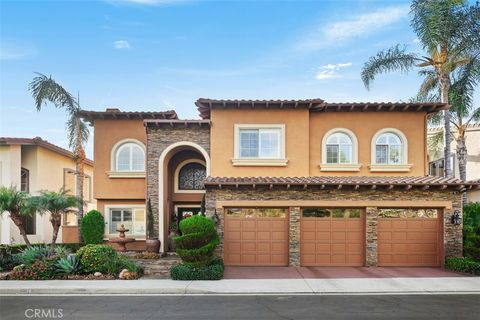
[146,126,210,239]
[205,187,463,266]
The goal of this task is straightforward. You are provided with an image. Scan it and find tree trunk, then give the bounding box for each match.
[50,212,62,249]
[439,73,452,178]
[10,213,31,247]
[75,116,85,243]
[456,130,468,204]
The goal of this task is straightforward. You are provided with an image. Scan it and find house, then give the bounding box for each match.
[428,124,480,202]
[80,99,480,267]
[0,137,95,245]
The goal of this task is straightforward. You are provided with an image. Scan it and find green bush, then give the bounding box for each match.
[445,257,480,275]
[170,259,224,280]
[81,210,105,244]
[174,215,220,268]
[463,202,480,261]
[76,244,117,274]
[105,254,142,275]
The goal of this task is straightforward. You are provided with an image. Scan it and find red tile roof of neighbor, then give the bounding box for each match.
[204,176,480,192]
[0,137,93,166]
[195,98,448,119]
[79,108,178,125]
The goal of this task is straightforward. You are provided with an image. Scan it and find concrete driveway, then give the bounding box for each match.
[224,266,466,279]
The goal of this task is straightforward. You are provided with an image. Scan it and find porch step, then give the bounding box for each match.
[128,253,182,278]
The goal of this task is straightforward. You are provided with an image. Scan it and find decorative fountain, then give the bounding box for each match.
[110,224,135,252]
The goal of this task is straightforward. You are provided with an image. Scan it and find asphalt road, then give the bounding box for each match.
[0,294,478,320]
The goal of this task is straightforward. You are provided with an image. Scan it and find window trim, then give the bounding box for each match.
[104,204,146,239]
[370,128,412,172]
[320,128,361,172]
[109,139,146,178]
[232,124,288,166]
[174,159,207,194]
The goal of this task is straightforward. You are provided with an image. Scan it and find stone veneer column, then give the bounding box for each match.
[443,194,463,259]
[366,207,378,267]
[289,206,301,267]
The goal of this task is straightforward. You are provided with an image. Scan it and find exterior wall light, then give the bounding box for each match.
[451,210,461,225]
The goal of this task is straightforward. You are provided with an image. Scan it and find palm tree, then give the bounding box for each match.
[32,189,80,247]
[361,0,480,177]
[0,186,37,246]
[29,73,89,241]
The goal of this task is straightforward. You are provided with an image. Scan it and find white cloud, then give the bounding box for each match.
[296,5,409,51]
[106,0,190,6]
[315,62,352,80]
[113,40,131,49]
[0,42,36,60]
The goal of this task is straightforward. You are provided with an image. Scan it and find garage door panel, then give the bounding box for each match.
[242,231,256,240]
[241,242,256,252]
[303,231,316,241]
[316,231,331,240]
[257,231,271,241]
[272,231,286,240]
[331,232,346,241]
[226,231,241,241]
[331,243,346,252]
[242,220,256,229]
[378,210,441,267]
[300,243,316,253]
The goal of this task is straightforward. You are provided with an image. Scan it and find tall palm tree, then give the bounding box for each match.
[361,0,480,177]
[0,186,37,246]
[32,189,80,247]
[29,73,89,241]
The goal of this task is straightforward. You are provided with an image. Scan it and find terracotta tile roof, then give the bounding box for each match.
[79,108,178,125]
[204,176,479,192]
[195,98,448,119]
[0,137,93,166]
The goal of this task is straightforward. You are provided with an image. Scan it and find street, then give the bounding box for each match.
[0,294,478,320]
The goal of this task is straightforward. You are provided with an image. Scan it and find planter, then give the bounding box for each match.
[145,239,161,253]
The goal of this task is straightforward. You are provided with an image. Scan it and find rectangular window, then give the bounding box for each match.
[302,208,361,218]
[379,208,438,218]
[225,208,287,218]
[21,214,36,235]
[326,145,338,164]
[375,145,388,164]
[237,126,283,159]
[108,207,146,236]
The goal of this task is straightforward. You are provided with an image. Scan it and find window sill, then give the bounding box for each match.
[320,164,361,172]
[231,158,289,167]
[107,171,146,178]
[174,189,206,194]
[369,164,412,172]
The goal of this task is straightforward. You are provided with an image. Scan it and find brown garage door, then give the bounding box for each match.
[301,208,364,266]
[378,209,442,267]
[224,208,288,266]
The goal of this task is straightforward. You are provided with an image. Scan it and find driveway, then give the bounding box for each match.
[224,266,465,279]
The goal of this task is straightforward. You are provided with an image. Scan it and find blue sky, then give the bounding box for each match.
[0,0,468,158]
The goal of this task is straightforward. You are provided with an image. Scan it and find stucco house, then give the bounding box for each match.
[0,137,95,245]
[80,99,479,267]
[428,124,480,202]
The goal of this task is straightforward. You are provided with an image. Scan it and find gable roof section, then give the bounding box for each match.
[204,176,479,192]
[195,98,448,119]
[0,137,93,166]
[79,108,178,125]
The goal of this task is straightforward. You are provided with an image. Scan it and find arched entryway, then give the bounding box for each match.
[158,141,210,252]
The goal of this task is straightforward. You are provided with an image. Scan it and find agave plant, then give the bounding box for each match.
[14,245,51,266]
[52,245,71,259]
[55,254,81,275]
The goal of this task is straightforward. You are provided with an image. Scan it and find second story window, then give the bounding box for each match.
[239,128,281,158]
[115,142,145,172]
[326,132,353,164]
[375,132,403,164]
[20,168,29,193]
[178,162,206,190]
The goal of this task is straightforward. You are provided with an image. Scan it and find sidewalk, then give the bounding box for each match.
[1,277,479,295]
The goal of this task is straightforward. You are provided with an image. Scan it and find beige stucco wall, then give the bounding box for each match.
[0,144,94,245]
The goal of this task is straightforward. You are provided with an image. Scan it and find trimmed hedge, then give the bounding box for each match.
[463,202,480,261]
[445,257,480,275]
[170,259,224,280]
[81,210,105,244]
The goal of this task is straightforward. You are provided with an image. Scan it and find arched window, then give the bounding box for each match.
[115,142,145,172]
[178,162,206,191]
[374,132,403,164]
[326,132,353,164]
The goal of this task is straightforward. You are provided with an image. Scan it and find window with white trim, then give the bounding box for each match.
[108,207,146,235]
[239,128,282,159]
[375,132,403,164]
[326,132,353,164]
[115,143,145,172]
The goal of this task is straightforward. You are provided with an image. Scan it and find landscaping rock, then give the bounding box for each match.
[94,272,102,277]
[118,269,129,279]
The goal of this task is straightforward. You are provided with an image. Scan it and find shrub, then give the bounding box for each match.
[170,259,224,280]
[0,243,83,255]
[174,215,220,268]
[0,246,15,271]
[77,244,117,274]
[13,245,51,266]
[105,254,141,275]
[445,257,480,275]
[81,210,105,244]
[53,245,71,259]
[55,254,82,275]
[8,258,57,280]
[463,202,480,261]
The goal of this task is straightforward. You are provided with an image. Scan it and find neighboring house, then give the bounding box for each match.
[80,99,479,268]
[428,124,480,202]
[0,137,95,245]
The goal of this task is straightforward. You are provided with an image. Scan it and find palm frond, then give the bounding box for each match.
[29,73,79,113]
[417,69,439,99]
[427,129,444,160]
[361,45,420,90]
